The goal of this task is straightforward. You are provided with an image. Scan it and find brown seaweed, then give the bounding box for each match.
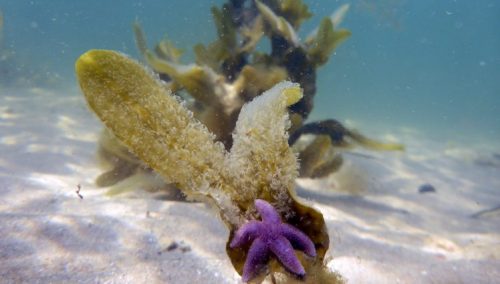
[76,49,341,282]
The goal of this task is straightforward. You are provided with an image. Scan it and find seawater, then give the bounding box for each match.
[1,1,499,283]
[1,0,498,144]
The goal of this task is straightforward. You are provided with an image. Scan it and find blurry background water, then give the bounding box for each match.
[0,0,498,143]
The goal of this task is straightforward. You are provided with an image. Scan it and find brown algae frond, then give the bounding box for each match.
[76,1,406,281]
[94,1,403,196]
[76,49,340,282]
[129,0,402,183]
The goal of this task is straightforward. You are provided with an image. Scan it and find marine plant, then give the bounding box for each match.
[76,49,341,282]
[76,0,405,282]
[94,0,403,196]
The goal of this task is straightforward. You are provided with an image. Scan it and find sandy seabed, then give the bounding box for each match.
[1,87,499,283]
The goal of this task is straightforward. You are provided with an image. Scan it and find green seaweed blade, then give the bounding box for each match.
[75,50,227,198]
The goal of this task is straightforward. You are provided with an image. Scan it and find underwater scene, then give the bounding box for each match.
[0,0,499,283]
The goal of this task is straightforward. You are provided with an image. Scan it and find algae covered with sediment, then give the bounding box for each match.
[76,49,343,282]
[75,0,406,281]
[92,0,403,196]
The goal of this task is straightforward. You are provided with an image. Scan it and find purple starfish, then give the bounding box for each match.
[230,199,316,282]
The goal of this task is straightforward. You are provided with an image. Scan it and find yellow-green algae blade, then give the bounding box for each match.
[144,51,221,108]
[307,17,351,66]
[132,21,148,58]
[75,50,227,199]
[280,0,312,28]
[255,0,300,46]
[225,82,331,280]
[226,81,302,208]
[348,130,405,151]
[76,52,332,280]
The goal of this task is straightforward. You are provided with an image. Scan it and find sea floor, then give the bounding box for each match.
[1,87,499,283]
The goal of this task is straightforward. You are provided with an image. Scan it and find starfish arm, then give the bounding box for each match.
[242,238,270,282]
[230,220,262,248]
[269,236,306,277]
[280,223,317,257]
[255,199,281,224]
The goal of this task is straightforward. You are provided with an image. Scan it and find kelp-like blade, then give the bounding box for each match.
[132,21,148,58]
[306,18,351,66]
[227,81,302,207]
[349,130,405,151]
[75,50,227,198]
[298,135,332,177]
[280,0,312,28]
[144,51,223,108]
[225,82,331,281]
[155,39,184,62]
[235,64,288,100]
[256,0,299,46]
[330,3,350,29]
[211,6,236,54]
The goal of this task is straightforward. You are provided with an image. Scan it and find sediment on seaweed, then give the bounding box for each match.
[76,49,343,282]
[76,0,404,282]
[94,0,403,197]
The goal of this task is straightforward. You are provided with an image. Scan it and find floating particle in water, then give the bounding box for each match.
[418,183,436,194]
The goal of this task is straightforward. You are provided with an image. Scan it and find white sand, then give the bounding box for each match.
[1,87,499,283]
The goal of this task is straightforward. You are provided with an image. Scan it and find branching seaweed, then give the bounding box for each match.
[76,1,405,282]
[76,50,341,282]
[95,0,403,196]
